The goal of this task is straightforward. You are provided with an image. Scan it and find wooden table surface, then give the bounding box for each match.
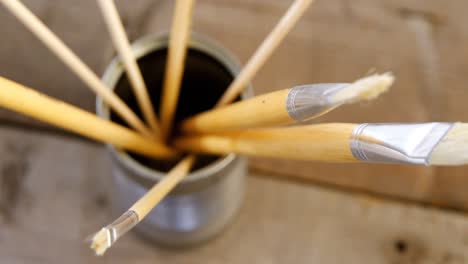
[1,1,468,263]
[1,125,468,263]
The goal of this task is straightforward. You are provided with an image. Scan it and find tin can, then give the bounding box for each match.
[96,33,251,246]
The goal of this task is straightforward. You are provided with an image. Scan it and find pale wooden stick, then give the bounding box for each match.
[1,0,154,138]
[90,155,195,255]
[159,0,195,139]
[216,0,314,106]
[0,77,176,159]
[177,122,468,166]
[182,73,393,133]
[97,0,161,135]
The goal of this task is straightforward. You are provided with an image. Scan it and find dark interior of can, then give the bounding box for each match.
[111,47,235,172]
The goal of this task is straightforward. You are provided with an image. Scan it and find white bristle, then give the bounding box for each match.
[430,123,468,165]
[332,72,394,104]
[90,228,110,256]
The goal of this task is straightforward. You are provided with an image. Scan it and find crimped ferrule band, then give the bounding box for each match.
[104,210,139,246]
[286,83,349,121]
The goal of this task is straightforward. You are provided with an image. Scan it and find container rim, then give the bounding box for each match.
[97,32,251,183]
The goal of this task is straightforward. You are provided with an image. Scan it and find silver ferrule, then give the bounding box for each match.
[286,83,350,121]
[103,210,139,247]
[350,123,453,165]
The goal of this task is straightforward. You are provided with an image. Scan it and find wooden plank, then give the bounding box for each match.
[0,128,105,263]
[1,126,468,263]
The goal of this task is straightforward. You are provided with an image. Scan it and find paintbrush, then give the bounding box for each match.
[175,122,467,166]
[90,155,194,255]
[0,77,176,159]
[181,73,393,133]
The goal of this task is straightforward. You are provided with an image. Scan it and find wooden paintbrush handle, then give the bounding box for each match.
[182,89,291,133]
[0,77,176,159]
[176,124,357,162]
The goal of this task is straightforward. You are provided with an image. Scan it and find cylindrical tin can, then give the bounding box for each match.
[96,33,251,246]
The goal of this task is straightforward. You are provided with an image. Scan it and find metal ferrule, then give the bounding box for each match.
[350,123,453,165]
[286,83,350,121]
[103,210,139,247]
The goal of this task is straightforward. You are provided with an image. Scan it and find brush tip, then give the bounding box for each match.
[430,123,468,165]
[332,72,394,103]
[90,228,110,256]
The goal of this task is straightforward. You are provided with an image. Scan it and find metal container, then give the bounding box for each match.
[96,33,250,246]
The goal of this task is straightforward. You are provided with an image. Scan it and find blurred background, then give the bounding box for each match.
[1,0,468,263]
